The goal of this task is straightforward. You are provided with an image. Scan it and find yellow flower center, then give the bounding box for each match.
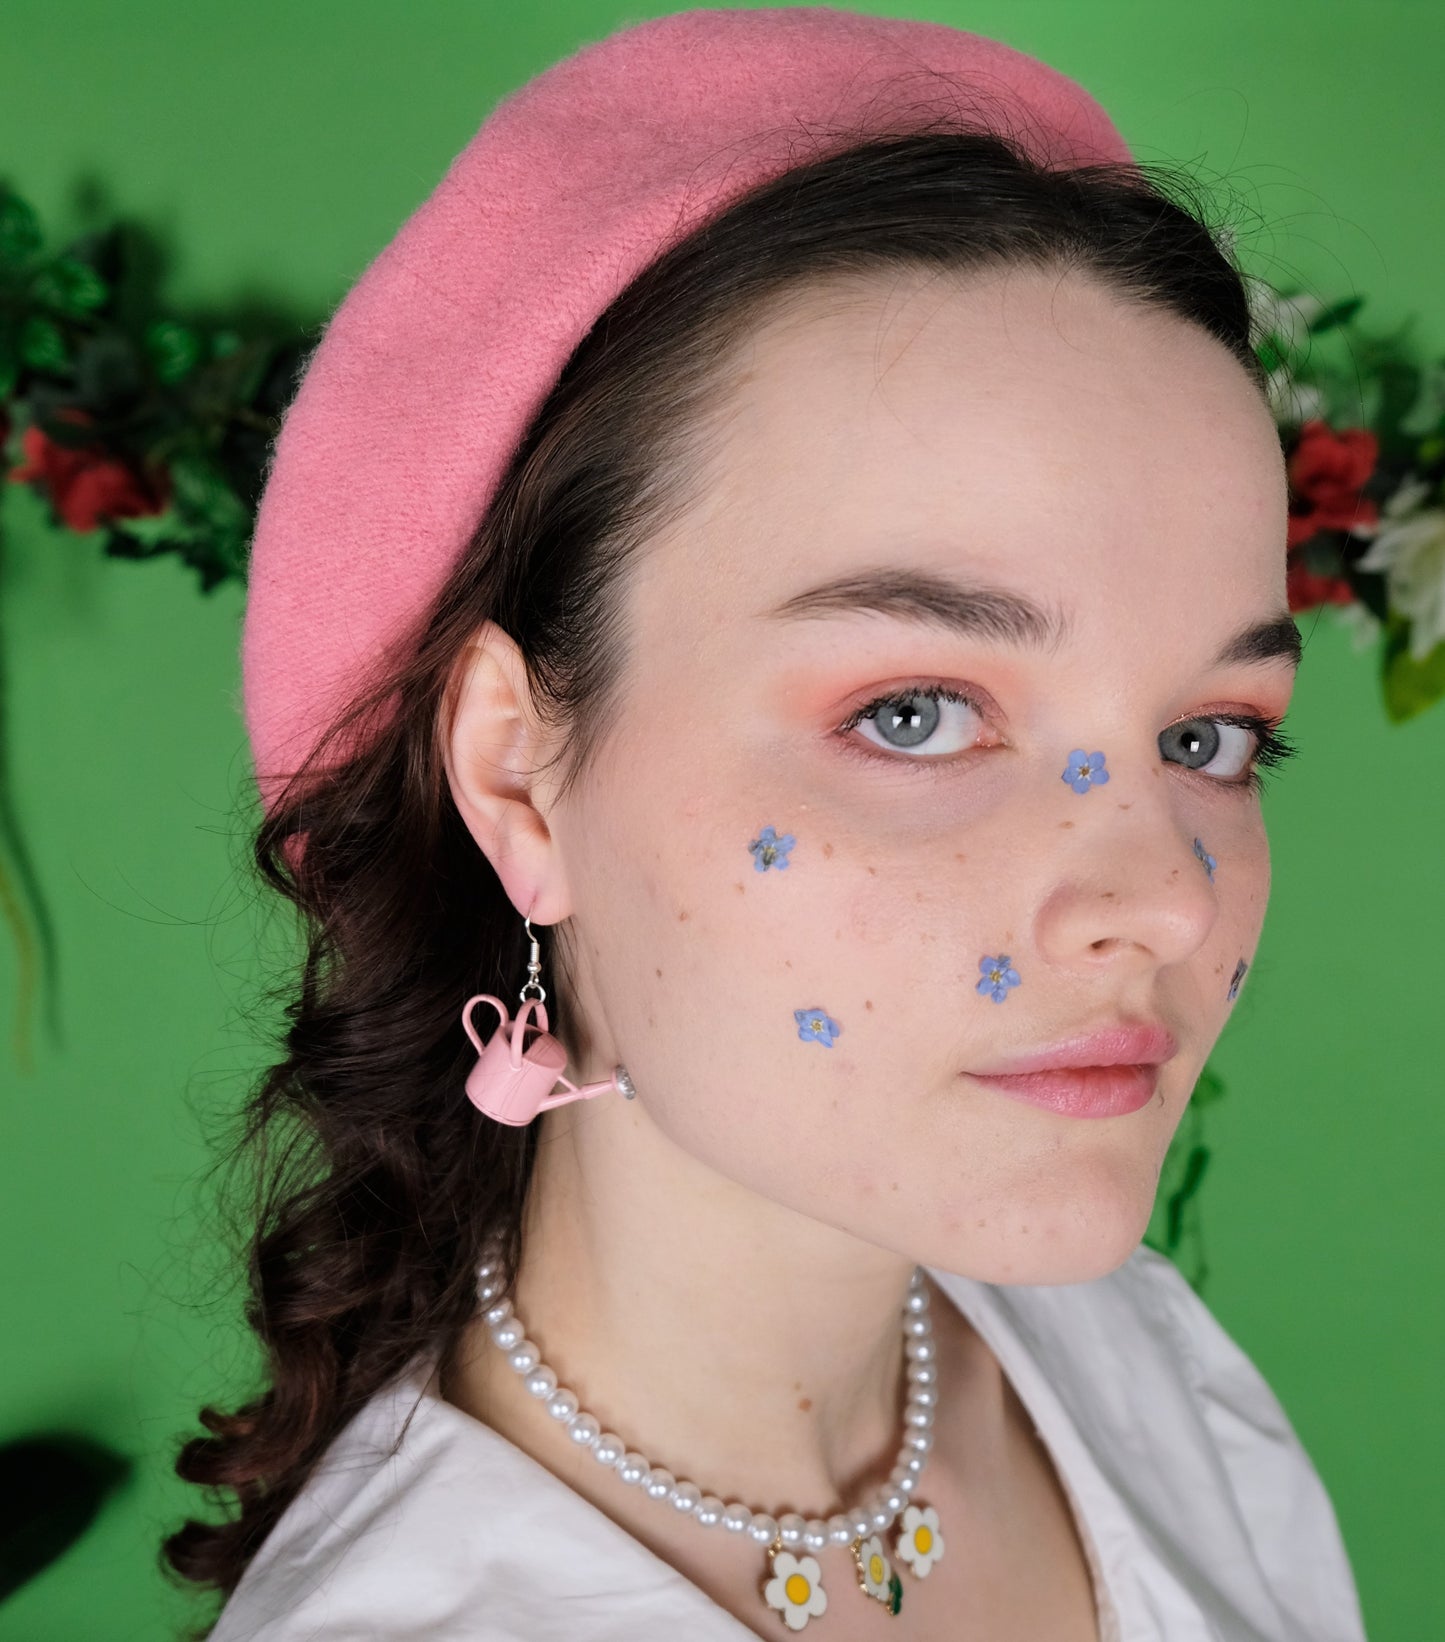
[785,1572,812,1606]
[915,1525,933,1555]
[869,1553,884,1584]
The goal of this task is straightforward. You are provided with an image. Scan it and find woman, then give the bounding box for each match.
[167,9,1366,1639]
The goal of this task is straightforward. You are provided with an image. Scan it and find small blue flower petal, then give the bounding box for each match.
[794,1007,841,1046]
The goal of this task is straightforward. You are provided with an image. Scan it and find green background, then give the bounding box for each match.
[2,3,1439,1637]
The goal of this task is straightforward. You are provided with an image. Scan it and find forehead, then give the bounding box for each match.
[645,265,1285,627]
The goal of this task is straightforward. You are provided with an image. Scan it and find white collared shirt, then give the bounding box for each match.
[207,1243,1366,1640]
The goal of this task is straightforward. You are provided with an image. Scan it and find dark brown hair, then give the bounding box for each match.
[161,123,1267,1627]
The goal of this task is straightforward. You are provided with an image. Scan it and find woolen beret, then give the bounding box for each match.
[240,5,1132,811]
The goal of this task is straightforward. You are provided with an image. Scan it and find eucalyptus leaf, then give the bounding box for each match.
[30,255,109,318]
[1382,623,1445,722]
[145,320,201,385]
[1308,295,1365,336]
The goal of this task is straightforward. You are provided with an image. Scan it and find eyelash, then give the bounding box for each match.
[833,683,1300,797]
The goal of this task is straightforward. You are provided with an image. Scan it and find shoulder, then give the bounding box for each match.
[930,1244,1367,1642]
[203,1356,745,1641]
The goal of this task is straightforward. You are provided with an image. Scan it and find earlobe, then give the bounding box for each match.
[443,622,570,922]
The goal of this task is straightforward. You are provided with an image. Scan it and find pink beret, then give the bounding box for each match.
[241,5,1132,810]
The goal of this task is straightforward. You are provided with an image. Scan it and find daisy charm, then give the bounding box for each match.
[895,1503,946,1578]
[852,1532,904,1616]
[763,1543,829,1631]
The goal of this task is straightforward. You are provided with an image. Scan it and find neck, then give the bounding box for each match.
[464,1095,942,1515]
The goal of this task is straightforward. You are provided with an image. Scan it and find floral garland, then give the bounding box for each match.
[2,183,1442,1289]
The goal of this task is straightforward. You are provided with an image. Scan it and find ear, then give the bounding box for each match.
[442,621,572,924]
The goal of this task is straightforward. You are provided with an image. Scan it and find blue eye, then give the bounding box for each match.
[837,686,987,758]
[835,685,1299,794]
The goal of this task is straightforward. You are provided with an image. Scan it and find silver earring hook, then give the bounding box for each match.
[520,913,547,1004]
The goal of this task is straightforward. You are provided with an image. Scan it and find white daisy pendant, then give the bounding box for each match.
[894,1502,946,1579]
[762,1545,829,1632]
[852,1531,904,1617]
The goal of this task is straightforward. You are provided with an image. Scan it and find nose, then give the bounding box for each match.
[1031,766,1218,975]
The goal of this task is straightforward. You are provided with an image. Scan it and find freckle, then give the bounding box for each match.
[733,881,745,894]
[792,1380,803,1392]
[913,889,926,901]
[954,852,967,862]
[864,999,874,1010]
[890,1180,899,1192]
[1101,891,1116,900]
[822,841,834,858]
[647,1014,656,1027]
[1117,802,1132,810]
[678,908,689,921]
[784,959,793,969]
[1020,1224,1029,1234]
[1058,820,1074,829]
[1169,868,1179,880]
[797,1396,813,1412]
[975,1218,987,1228]
[866,865,877,876]
[655,967,663,978]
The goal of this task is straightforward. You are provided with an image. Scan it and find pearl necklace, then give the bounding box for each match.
[475,1247,948,1627]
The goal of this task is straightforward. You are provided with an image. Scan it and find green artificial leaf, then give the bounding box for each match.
[0,191,42,270]
[18,315,67,372]
[29,255,109,318]
[145,320,201,385]
[0,1434,131,1602]
[1191,1064,1227,1108]
[107,507,196,551]
[1308,295,1365,336]
[1382,620,1445,723]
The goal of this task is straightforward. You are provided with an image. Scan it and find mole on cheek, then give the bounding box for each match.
[677,908,690,921]
[1058,820,1074,829]
[822,841,834,858]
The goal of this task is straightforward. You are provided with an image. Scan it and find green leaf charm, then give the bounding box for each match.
[887,1571,903,1615]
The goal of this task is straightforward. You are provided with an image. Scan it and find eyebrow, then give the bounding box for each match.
[763,567,1302,674]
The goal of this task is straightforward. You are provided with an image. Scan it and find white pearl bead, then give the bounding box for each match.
[868,1499,893,1531]
[905,1337,937,1363]
[477,1259,498,1280]
[904,1313,932,1338]
[482,1299,512,1327]
[778,1513,806,1549]
[695,1495,725,1528]
[904,1400,932,1428]
[907,1360,938,1387]
[490,1319,524,1350]
[827,1513,855,1546]
[849,1507,874,1540]
[568,1413,601,1448]
[903,1429,934,1455]
[617,1452,648,1486]
[722,1503,753,1534]
[477,1279,504,1304]
[904,1289,928,1314]
[546,1388,579,1425]
[670,1481,702,1513]
[901,1452,926,1477]
[882,1487,908,1515]
[592,1432,625,1467]
[644,1467,675,1501]
[507,1339,541,1375]
[524,1365,557,1399]
[910,1384,939,1408]
[747,1513,779,1546]
[889,1467,917,1495]
[801,1520,829,1553]
[910,1268,926,1290]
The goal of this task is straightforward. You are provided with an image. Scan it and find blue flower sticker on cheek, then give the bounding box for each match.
[1227,958,1248,1001]
[749,825,796,871]
[976,954,1021,1004]
[795,1007,841,1046]
[1193,837,1218,881]
[1062,749,1110,793]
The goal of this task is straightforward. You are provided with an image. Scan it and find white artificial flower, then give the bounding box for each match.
[1243,276,1325,362]
[1354,476,1445,661]
[857,1533,894,1603]
[763,1551,828,1631]
[894,1503,946,1578]
[1266,367,1325,427]
[1329,599,1383,653]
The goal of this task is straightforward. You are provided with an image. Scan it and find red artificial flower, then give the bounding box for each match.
[9,409,169,532]
[1286,557,1356,612]
[1285,418,1379,549]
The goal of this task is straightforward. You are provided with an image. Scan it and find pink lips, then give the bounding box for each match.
[966,1023,1177,1120]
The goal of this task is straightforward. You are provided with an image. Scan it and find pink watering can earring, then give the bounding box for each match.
[461,913,636,1126]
